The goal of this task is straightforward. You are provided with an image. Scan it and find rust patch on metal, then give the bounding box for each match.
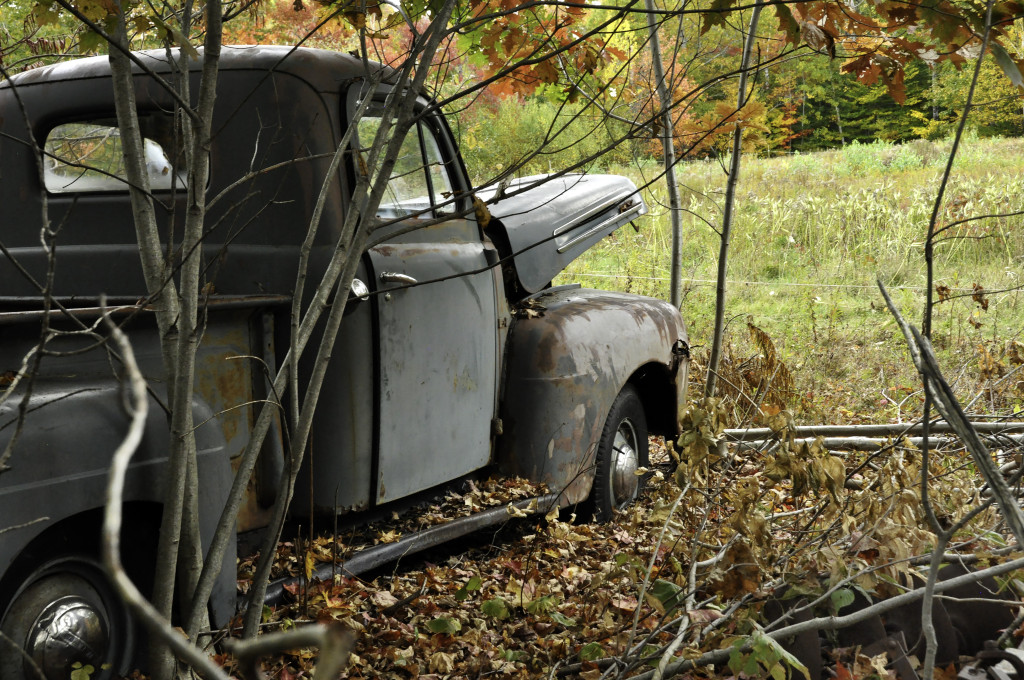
[233,455,274,532]
[194,318,255,457]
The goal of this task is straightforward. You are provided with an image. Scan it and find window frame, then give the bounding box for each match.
[347,87,471,223]
[41,111,188,196]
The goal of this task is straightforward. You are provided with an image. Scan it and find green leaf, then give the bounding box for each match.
[32,2,60,26]
[753,630,810,680]
[426,617,462,634]
[150,15,200,60]
[989,42,1024,90]
[70,663,94,680]
[455,575,483,601]
[779,584,819,601]
[645,579,685,614]
[549,611,576,627]
[481,598,511,620]
[579,642,605,661]
[830,588,855,614]
[525,594,558,615]
[728,644,748,676]
[79,29,107,55]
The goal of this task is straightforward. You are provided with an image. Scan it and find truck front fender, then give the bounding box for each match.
[497,286,688,504]
[0,383,235,623]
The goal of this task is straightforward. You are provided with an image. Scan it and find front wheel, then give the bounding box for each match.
[592,384,649,522]
[0,557,135,680]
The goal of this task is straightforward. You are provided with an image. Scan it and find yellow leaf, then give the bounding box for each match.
[304,550,315,580]
[473,196,491,229]
[506,503,527,518]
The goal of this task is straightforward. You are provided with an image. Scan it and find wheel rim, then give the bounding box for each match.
[28,592,110,678]
[610,418,640,508]
[1,559,131,680]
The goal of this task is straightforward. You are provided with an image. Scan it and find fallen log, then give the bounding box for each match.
[724,421,1024,442]
[732,433,1024,452]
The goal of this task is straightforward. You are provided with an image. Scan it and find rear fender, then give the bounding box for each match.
[497,286,688,504]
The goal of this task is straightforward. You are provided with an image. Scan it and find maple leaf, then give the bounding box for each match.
[971,281,994,313]
[800,21,835,58]
[772,2,800,46]
[701,0,738,35]
[377,529,401,543]
[532,58,559,84]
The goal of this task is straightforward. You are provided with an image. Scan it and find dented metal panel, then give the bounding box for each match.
[369,230,498,503]
[497,286,688,504]
[0,307,241,624]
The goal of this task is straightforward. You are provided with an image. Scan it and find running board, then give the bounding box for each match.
[260,493,560,607]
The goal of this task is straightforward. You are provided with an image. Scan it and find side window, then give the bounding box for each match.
[44,114,186,194]
[422,130,453,211]
[356,111,455,220]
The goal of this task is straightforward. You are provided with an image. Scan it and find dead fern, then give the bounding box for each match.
[745,318,796,412]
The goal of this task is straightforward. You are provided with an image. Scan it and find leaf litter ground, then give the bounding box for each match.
[228,431,1024,679]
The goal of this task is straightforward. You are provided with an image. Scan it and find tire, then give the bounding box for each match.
[0,556,135,680]
[592,384,649,522]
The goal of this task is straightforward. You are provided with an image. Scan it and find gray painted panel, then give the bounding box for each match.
[369,240,497,503]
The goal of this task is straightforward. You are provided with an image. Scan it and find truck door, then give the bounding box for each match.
[355,101,498,504]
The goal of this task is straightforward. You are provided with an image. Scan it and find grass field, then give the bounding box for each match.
[558,136,1024,424]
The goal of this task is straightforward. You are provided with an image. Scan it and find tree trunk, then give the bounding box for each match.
[107,2,220,676]
[704,1,763,397]
[643,0,683,308]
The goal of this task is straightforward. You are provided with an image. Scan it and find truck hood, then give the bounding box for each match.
[479,174,646,294]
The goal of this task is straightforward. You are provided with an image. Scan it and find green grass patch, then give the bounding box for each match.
[558,136,1024,423]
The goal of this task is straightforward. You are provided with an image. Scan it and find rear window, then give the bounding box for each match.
[44,114,186,193]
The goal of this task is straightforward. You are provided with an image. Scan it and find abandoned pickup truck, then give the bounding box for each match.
[0,46,689,679]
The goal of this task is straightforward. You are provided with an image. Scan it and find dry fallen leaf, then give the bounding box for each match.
[370,590,399,609]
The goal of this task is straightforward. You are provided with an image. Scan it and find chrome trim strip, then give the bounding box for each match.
[550,189,634,237]
[556,204,643,253]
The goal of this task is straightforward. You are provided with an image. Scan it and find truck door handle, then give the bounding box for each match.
[380,272,418,285]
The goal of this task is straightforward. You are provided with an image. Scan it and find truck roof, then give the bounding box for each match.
[1,45,391,96]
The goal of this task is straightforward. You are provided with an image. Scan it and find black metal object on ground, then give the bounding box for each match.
[260,493,560,607]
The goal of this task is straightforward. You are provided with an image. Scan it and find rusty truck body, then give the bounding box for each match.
[0,46,688,680]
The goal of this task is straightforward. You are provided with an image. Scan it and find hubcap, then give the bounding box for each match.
[1,563,123,680]
[28,595,109,679]
[610,419,639,507]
